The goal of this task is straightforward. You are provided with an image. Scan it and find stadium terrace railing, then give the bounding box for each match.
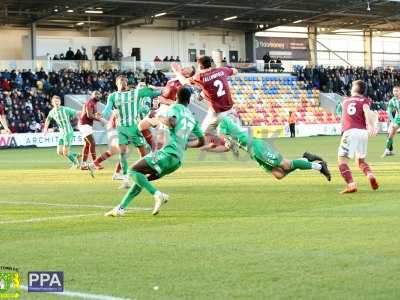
[0,60,292,73]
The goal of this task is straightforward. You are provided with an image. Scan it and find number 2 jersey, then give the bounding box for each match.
[341,96,371,133]
[189,67,234,113]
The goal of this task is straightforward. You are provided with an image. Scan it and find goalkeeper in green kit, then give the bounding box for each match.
[382,85,400,157]
[43,95,81,168]
[101,75,160,188]
[105,86,205,217]
[202,117,332,181]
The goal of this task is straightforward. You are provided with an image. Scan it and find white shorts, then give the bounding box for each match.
[201,108,237,135]
[338,128,368,159]
[155,104,170,117]
[78,124,93,138]
[107,129,119,147]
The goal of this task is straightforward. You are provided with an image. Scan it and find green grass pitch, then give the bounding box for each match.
[1,135,400,299]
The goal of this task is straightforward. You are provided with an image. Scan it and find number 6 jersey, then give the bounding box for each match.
[341,96,371,133]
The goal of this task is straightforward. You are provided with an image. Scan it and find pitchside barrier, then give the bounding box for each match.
[0,122,390,149]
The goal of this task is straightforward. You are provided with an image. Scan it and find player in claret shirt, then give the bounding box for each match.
[78,91,102,172]
[172,56,238,136]
[338,80,379,194]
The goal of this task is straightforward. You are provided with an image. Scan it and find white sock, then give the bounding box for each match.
[311,162,322,171]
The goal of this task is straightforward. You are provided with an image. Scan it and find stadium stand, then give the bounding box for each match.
[231,74,339,126]
[0,68,167,133]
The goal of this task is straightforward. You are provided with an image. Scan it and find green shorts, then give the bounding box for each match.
[252,138,283,172]
[58,132,74,147]
[118,125,146,147]
[392,117,400,127]
[144,150,181,178]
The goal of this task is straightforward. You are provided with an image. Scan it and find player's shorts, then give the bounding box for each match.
[107,128,119,147]
[338,128,368,159]
[117,124,146,147]
[392,117,400,128]
[155,104,170,118]
[201,108,238,135]
[78,123,93,138]
[251,138,283,172]
[58,132,74,147]
[144,150,181,178]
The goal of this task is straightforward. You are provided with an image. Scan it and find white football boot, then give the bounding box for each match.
[152,191,169,215]
[104,206,125,217]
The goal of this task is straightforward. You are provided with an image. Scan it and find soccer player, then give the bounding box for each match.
[94,111,123,179]
[102,75,156,188]
[201,116,331,181]
[382,85,400,157]
[43,95,81,168]
[0,103,11,133]
[105,86,205,217]
[139,66,196,148]
[78,91,102,171]
[172,56,238,135]
[338,80,379,194]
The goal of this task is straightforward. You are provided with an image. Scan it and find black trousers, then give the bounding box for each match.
[289,123,295,138]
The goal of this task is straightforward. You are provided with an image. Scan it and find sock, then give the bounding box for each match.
[311,162,322,171]
[119,184,142,209]
[82,141,89,162]
[339,163,353,184]
[67,152,78,164]
[90,142,96,161]
[386,137,393,151]
[130,170,157,195]
[115,162,122,174]
[141,129,153,147]
[358,159,373,177]
[290,158,312,170]
[94,150,112,165]
[120,152,129,175]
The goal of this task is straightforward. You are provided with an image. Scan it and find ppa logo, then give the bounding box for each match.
[28,271,64,292]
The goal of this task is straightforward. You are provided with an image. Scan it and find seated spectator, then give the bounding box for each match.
[169,56,175,62]
[175,56,181,62]
[154,56,162,62]
[114,48,123,61]
[53,54,60,60]
[81,48,89,60]
[163,56,169,62]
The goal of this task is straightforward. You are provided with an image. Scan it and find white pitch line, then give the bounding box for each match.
[20,285,132,300]
[0,213,101,224]
[0,201,152,211]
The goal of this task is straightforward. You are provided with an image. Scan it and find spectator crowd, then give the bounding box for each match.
[0,68,167,133]
[296,66,400,110]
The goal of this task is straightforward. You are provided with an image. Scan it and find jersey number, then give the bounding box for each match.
[347,103,357,116]
[214,80,226,97]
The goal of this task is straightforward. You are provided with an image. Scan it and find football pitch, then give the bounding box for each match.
[1,135,400,300]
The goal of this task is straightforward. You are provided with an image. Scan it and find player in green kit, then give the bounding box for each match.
[43,95,81,168]
[101,75,160,188]
[202,116,331,181]
[105,86,205,217]
[382,86,400,157]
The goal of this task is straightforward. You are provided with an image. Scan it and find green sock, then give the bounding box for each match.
[120,152,129,175]
[67,152,78,164]
[119,184,142,209]
[290,158,312,170]
[131,170,157,195]
[386,137,393,150]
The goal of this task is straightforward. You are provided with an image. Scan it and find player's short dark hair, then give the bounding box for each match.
[116,74,127,82]
[177,86,192,106]
[197,56,212,69]
[189,65,196,77]
[352,80,366,95]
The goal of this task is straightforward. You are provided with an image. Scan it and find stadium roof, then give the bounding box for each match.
[2,0,400,32]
